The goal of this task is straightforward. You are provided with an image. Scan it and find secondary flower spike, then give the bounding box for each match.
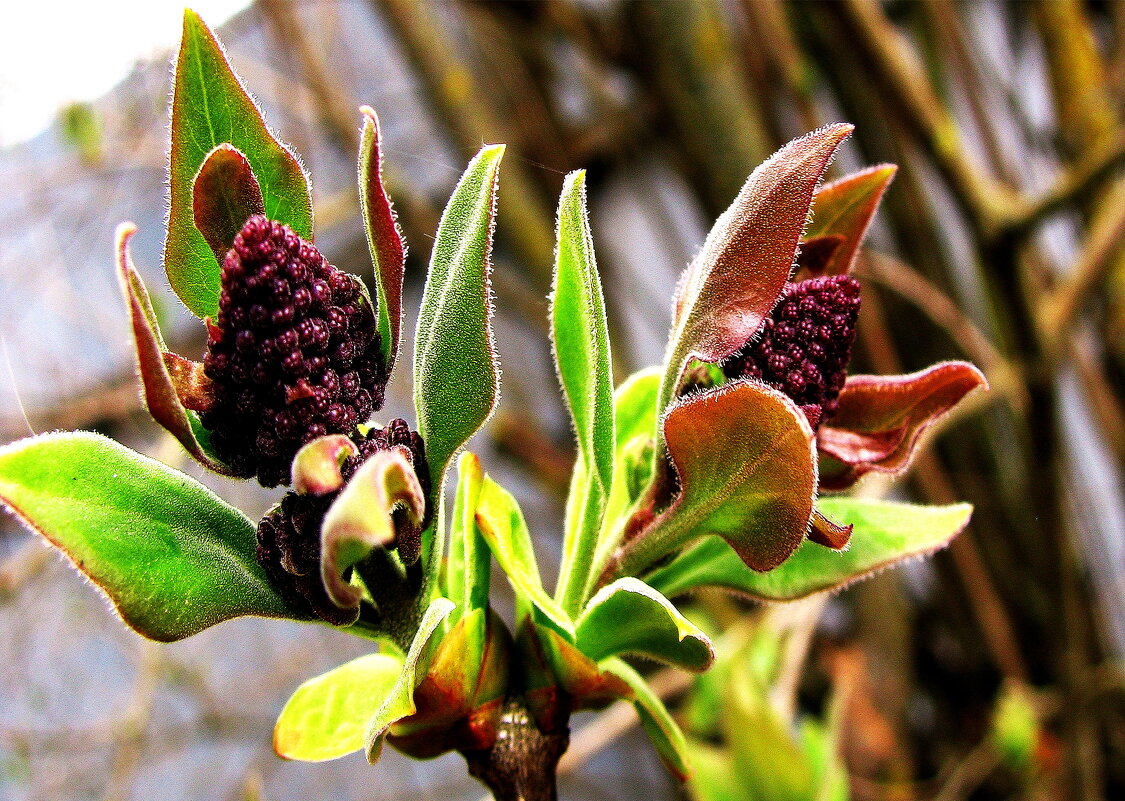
[201,215,387,486]
[256,419,430,624]
[723,274,861,426]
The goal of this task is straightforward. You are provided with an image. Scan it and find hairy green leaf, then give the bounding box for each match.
[274,653,404,762]
[0,432,291,641]
[445,452,489,617]
[553,171,616,614]
[576,577,713,671]
[646,498,973,601]
[167,9,312,317]
[413,145,504,494]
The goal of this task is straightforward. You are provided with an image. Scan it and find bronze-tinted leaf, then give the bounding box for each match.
[614,381,817,576]
[115,224,231,474]
[794,234,845,278]
[818,362,987,490]
[804,164,897,276]
[359,106,407,373]
[807,509,853,549]
[661,125,853,414]
[192,143,265,265]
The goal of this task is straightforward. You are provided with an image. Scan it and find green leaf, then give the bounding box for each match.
[413,145,504,495]
[685,743,747,801]
[358,106,407,373]
[646,498,972,601]
[274,653,405,762]
[602,658,691,782]
[116,224,230,474]
[365,597,456,762]
[803,164,897,277]
[192,143,265,265]
[475,476,574,637]
[660,124,853,417]
[553,171,616,615]
[576,577,713,671]
[444,452,490,617]
[167,9,312,318]
[598,367,661,539]
[614,381,817,577]
[0,432,291,641]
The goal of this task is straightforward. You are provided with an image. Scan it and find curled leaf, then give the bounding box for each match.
[274,653,405,762]
[320,448,425,613]
[116,223,230,474]
[804,164,897,276]
[662,124,853,413]
[359,106,407,373]
[614,381,817,577]
[818,362,988,490]
[291,434,360,496]
[192,143,265,264]
[576,577,714,671]
[161,352,214,413]
[808,509,853,550]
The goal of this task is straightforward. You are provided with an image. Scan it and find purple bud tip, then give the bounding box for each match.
[723,275,861,425]
[200,215,388,487]
[256,419,431,624]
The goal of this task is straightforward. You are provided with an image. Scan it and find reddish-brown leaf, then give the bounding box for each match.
[161,352,214,413]
[617,381,818,575]
[808,509,853,549]
[359,106,407,373]
[115,224,232,475]
[794,234,846,279]
[804,164,897,276]
[192,144,265,265]
[818,362,987,490]
[661,125,853,412]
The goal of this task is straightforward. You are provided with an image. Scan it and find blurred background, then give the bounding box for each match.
[2,1,1125,799]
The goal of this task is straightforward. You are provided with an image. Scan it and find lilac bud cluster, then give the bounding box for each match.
[201,215,387,487]
[256,419,431,624]
[723,275,861,423]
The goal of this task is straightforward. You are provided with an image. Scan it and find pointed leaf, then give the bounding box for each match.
[167,9,312,318]
[553,171,616,614]
[274,653,405,762]
[359,106,407,373]
[661,125,853,413]
[597,367,662,543]
[646,498,973,601]
[602,658,692,782]
[192,143,265,264]
[0,432,292,641]
[576,577,713,671]
[475,476,574,637]
[519,620,631,717]
[117,224,231,474]
[321,448,425,612]
[804,164,897,276]
[413,145,504,494]
[615,381,817,577]
[365,597,456,762]
[818,362,987,490]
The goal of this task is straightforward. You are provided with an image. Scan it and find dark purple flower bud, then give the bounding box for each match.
[199,215,388,487]
[723,275,860,427]
[255,420,432,624]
